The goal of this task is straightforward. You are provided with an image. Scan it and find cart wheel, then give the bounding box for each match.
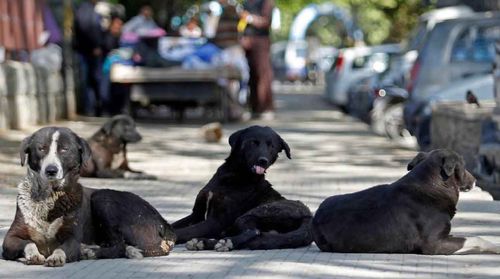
[219,91,230,123]
[128,101,139,118]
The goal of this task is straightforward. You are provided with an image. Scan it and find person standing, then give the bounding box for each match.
[179,17,202,39]
[240,0,274,119]
[213,0,240,48]
[74,0,103,116]
[100,15,124,115]
[122,4,158,35]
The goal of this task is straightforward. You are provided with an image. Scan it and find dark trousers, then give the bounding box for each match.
[79,53,104,116]
[243,36,273,113]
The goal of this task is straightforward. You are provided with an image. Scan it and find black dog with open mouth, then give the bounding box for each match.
[2,127,175,267]
[312,149,500,255]
[81,115,156,180]
[173,126,313,251]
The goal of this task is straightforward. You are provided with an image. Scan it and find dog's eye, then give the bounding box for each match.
[60,147,68,153]
[252,140,259,146]
[38,146,46,152]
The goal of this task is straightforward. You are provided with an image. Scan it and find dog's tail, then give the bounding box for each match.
[246,217,314,250]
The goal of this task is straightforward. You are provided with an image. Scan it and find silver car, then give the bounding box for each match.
[404,13,500,148]
[324,44,401,110]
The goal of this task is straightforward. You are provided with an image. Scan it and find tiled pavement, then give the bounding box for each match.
[0,84,500,278]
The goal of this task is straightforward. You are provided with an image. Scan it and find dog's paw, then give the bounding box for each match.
[160,240,175,253]
[125,245,144,259]
[45,249,66,267]
[215,239,233,252]
[80,244,100,260]
[23,243,46,265]
[186,238,205,251]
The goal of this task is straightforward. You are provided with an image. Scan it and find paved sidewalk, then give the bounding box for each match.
[1,85,500,278]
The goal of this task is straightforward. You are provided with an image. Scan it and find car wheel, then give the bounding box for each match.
[384,104,417,149]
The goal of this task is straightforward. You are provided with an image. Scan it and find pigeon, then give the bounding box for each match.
[466,90,480,108]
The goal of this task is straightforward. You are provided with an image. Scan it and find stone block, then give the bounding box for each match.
[0,64,8,130]
[431,101,495,170]
[5,61,30,130]
[23,63,38,125]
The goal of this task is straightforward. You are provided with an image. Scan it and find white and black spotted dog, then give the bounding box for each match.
[2,127,176,266]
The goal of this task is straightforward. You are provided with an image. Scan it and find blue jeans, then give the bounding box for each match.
[78,53,104,116]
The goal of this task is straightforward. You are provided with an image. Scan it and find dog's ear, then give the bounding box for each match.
[19,135,32,166]
[441,153,459,178]
[228,128,245,149]
[407,152,427,171]
[278,135,291,159]
[101,118,115,135]
[78,137,92,166]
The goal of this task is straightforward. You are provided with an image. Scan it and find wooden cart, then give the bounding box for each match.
[110,64,243,122]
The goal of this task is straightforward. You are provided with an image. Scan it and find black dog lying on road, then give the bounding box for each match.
[312,149,500,255]
[81,115,156,180]
[2,127,175,267]
[173,126,313,251]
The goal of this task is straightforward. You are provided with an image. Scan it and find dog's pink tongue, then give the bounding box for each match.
[254,166,266,175]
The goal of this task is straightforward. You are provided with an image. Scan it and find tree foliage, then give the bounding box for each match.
[112,0,430,46]
[274,0,430,45]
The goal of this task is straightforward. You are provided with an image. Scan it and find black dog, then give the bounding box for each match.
[312,149,500,255]
[2,127,175,267]
[84,189,176,260]
[81,115,156,179]
[173,126,312,251]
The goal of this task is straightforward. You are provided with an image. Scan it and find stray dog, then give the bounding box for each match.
[173,126,313,251]
[81,115,156,180]
[84,189,176,260]
[312,149,500,255]
[2,127,175,267]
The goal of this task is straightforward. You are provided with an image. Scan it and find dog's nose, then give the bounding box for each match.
[45,165,59,177]
[257,157,269,167]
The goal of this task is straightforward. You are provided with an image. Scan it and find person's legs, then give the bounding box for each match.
[99,69,111,116]
[87,56,102,116]
[246,37,273,116]
[254,37,273,113]
[79,54,96,116]
[245,41,259,114]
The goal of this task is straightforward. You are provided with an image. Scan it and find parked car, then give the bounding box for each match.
[371,87,417,148]
[347,51,408,122]
[403,13,500,149]
[284,40,309,82]
[272,40,335,84]
[342,6,476,149]
[324,44,401,110]
[308,46,337,84]
[271,41,288,82]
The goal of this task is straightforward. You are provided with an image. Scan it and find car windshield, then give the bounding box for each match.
[451,24,500,63]
[405,21,428,52]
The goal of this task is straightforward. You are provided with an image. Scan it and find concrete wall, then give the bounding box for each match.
[0,61,65,131]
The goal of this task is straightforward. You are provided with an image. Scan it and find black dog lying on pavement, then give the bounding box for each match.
[81,115,156,180]
[2,127,175,267]
[173,126,313,251]
[312,149,500,255]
